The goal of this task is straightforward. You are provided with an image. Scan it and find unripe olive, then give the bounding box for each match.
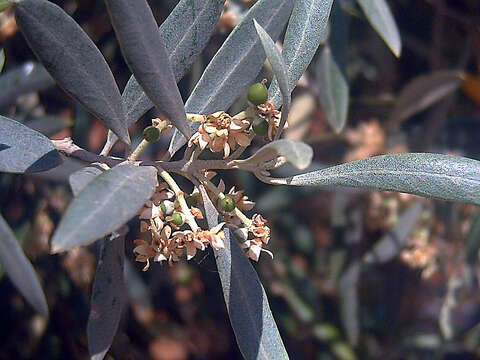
[186,194,198,207]
[220,196,236,212]
[253,119,269,136]
[143,126,160,142]
[171,212,185,226]
[247,82,268,105]
[160,200,174,215]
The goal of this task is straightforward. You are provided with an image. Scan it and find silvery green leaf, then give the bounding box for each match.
[105,0,191,139]
[51,163,158,253]
[0,214,48,317]
[339,261,361,345]
[231,139,313,170]
[316,45,349,134]
[466,212,480,265]
[388,71,465,127]
[87,233,126,360]
[253,20,290,140]
[363,200,423,264]
[69,164,105,197]
[167,0,294,158]
[105,0,225,153]
[0,62,54,108]
[199,186,289,360]
[14,0,130,145]
[281,153,480,205]
[356,0,401,57]
[269,0,334,107]
[0,49,4,72]
[0,116,62,173]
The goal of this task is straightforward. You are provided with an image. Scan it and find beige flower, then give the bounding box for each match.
[196,223,226,250]
[133,240,156,271]
[188,111,251,158]
[139,201,161,220]
[241,239,273,262]
[256,101,287,140]
[173,230,204,260]
[227,187,255,211]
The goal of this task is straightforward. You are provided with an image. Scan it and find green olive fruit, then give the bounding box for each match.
[253,119,269,137]
[220,196,236,212]
[143,126,160,142]
[171,212,185,226]
[247,82,268,105]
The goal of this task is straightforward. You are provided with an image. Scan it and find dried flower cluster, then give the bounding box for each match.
[134,178,274,269]
[134,183,224,270]
[255,100,287,140]
[188,111,251,158]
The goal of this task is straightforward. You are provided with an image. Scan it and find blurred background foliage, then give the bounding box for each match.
[1,0,480,359]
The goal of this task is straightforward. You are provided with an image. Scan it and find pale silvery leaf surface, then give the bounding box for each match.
[0,214,48,317]
[316,45,349,134]
[363,200,424,264]
[14,0,130,145]
[281,153,480,205]
[167,0,294,158]
[339,261,361,346]
[466,212,480,265]
[253,20,290,140]
[105,0,191,139]
[0,116,62,173]
[269,0,334,107]
[87,233,127,360]
[0,61,54,108]
[23,116,72,137]
[232,139,313,170]
[51,163,158,252]
[199,186,289,360]
[69,163,105,197]
[388,71,465,127]
[106,0,225,152]
[0,48,4,72]
[356,0,401,57]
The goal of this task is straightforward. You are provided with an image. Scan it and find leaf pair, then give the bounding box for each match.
[199,186,289,359]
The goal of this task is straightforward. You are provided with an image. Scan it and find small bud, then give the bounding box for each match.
[160,200,174,215]
[143,126,161,142]
[252,119,269,136]
[220,196,236,212]
[171,212,185,226]
[186,194,198,207]
[233,228,248,242]
[247,82,268,105]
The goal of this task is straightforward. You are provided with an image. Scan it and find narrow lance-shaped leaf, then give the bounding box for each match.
[253,19,290,140]
[24,115,73,137]
[0,116,62,173]
[69,163,105,197]
[388,71,465,128]
[363,200,424,264]
[14,0,130,144]
[356,0,401,57]
[277,153,480,205]
[0,62,54,108]
[269,0,334,107]
[199,186,289,360]
[105,0,191,139]
[167,0,294,158]
[104,0,225,154]
[0,48,4,72]
[316,45,349,134]
[51,163,158,253]
[231,139,313,170]
[87,232,127,360]
[0,214,48,317]
[466,211,480,265]
[339,261,361,346]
